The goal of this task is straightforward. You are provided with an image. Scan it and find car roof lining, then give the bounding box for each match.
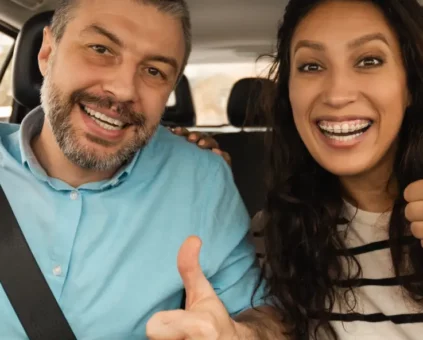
[0,0,287,64]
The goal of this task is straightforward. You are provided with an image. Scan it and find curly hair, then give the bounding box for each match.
[259,0,423,339]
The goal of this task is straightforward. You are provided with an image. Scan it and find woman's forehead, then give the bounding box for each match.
[291,1,397,46]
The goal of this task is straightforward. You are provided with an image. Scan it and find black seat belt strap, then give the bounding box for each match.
[0,185,76,340]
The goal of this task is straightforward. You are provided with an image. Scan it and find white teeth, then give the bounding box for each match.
[83,106,125,128]
[95,119,122,131]
[318,120,372,133]
[341,123,349,133]
[324,131,364,141]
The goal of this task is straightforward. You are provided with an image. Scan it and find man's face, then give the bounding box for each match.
[38,0,186,171]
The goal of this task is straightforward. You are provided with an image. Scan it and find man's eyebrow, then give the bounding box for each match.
[294,32,390,55]
[81,24,123,47]
[144,54,179,72]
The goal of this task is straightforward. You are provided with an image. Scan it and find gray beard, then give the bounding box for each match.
[40,65,157,172]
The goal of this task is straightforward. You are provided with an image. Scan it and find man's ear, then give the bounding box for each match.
[38,26,54,76]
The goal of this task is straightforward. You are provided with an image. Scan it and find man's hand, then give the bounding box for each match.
[404,180,423,247]
[170,127,231,167]
[146,236,240,339]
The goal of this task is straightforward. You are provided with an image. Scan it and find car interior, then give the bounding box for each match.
[0,0,285,221]
[3,2,423,338]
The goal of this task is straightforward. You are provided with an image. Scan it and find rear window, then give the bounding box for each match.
[185,61,271,126]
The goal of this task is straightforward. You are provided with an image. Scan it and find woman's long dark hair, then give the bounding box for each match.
[260,0,423,338]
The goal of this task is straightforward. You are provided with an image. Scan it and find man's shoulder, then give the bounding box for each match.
[145,126,229,180]
[0,122,20,139]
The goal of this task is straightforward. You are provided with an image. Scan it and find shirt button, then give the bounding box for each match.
[70,191,79,200]
[53,265,62,276]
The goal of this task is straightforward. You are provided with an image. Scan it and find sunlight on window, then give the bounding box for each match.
[166,91,176,107]
[185,61,272,126]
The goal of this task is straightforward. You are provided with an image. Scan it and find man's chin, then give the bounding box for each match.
[59,136,135,172]
[56,118,155,171]
[64,149,130,172]
[85,133,122,148]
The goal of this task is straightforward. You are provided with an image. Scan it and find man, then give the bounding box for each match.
[0,0,283,339]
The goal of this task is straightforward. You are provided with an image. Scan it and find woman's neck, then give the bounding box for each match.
[340,155,398,213]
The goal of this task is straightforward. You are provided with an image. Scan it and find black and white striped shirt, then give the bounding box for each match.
[252,202,423,339]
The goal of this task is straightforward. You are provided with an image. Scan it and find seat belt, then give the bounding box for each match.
[0,185,76,340]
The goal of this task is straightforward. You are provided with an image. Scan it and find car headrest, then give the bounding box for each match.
[161,75,196,127]
[227,77,273,127]
[12,11,53,110]
[12,11,195,127]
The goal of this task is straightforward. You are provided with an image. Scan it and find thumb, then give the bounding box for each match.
[177,236,215,307]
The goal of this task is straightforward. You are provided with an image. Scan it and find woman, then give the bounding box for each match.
[260,0,423,339]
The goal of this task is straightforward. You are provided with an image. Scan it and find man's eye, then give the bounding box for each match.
[147,68,163,78]
[298,63,323,72]
[357,57,384,68]
[90,45,111,55]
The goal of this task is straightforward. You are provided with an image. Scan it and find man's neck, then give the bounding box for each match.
[32,122,117,188]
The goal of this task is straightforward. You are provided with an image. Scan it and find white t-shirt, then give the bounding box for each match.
[252,203,423,339]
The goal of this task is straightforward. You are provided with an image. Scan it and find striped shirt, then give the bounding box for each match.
[252,202,423,339]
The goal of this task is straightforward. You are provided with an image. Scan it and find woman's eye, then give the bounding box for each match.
[357,57,384,68]
[298,63,323,72]
[90,45,110,55]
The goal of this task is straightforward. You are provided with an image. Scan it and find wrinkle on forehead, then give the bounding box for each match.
[67,0,185,64]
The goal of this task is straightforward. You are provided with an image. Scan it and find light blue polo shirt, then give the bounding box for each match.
[0,107,265,339]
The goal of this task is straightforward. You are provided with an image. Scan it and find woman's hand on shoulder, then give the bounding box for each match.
[170,127,231,167]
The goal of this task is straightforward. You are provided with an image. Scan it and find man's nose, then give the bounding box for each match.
[102,63,139,104]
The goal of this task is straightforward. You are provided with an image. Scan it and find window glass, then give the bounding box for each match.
[185,61,271,126]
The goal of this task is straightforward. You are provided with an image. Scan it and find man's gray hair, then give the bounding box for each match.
[50,0,192,73]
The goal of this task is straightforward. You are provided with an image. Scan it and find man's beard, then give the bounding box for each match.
[40,62,158,172]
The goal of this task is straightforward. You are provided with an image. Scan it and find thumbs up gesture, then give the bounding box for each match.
[146,236,241,339]
[405,180,423,247]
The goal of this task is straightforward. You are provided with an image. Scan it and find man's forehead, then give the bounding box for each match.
[73,0,154,22]
[62,0,185,71]
[76,0,139,11]
[67,1,179,41]
[70,0,182,38]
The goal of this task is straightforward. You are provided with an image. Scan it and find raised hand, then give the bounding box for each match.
[146,236,239,340]
[405,180,423,247]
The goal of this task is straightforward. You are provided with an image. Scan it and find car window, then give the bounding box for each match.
[0,31,14,122]
[166,91,176,107]
[185,61,271,126]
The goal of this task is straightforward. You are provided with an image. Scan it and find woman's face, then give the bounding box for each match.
[289,0,410,178]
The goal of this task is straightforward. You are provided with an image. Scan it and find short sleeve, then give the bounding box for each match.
[198,158,268,316]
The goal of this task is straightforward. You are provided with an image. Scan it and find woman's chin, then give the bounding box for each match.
[317,157,375,178]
